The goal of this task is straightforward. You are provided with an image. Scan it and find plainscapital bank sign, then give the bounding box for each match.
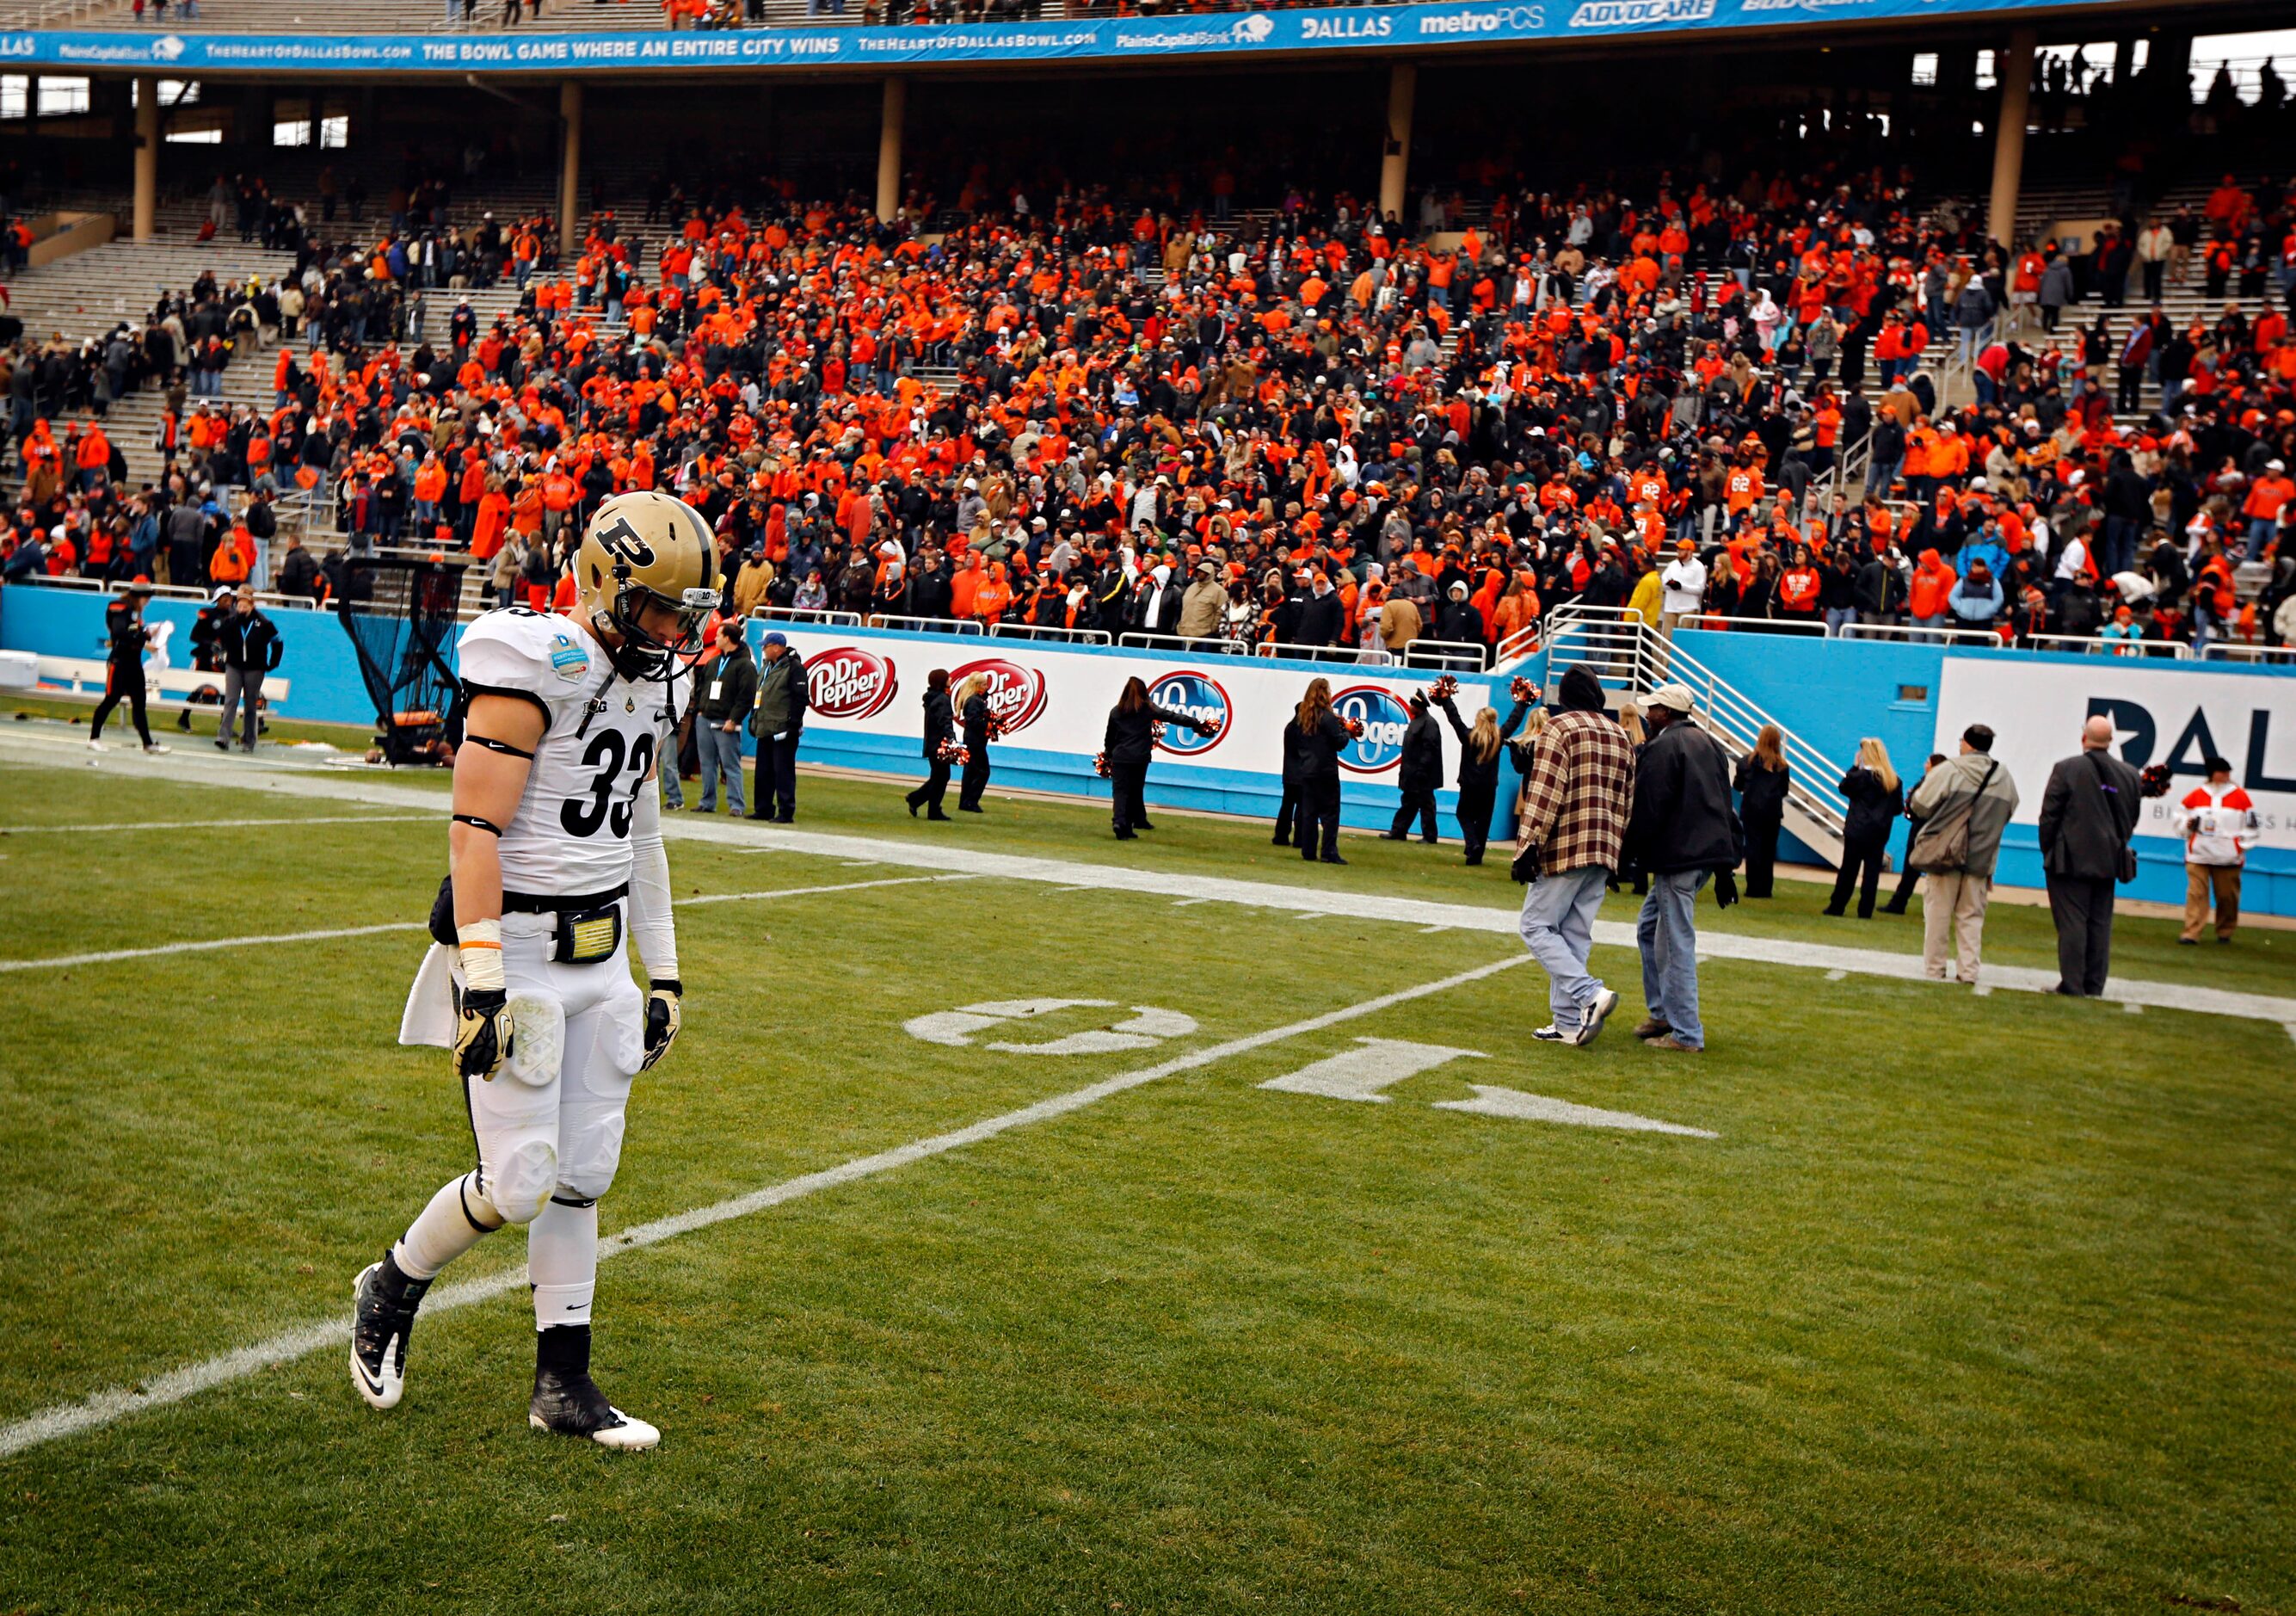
[0,0,2125,73]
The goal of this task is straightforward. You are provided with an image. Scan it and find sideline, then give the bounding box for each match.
[0,874,975,973]
[0,953,1531,1461]
[0,814,434,836]
[3,734,2285,1027]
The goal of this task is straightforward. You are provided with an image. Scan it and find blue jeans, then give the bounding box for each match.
[1637,869,1709,1049]
[698,724,745,814]
[1517,864,1610,1033]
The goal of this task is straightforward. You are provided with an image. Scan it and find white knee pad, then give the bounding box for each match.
[554,1113,627,1206]
[489,1141,559,1226]
[477,994,567,1226]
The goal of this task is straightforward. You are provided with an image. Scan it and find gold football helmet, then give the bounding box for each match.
[573,489,721,680]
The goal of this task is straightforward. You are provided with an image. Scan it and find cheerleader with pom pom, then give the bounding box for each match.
[1104,675,1217,841]
[906,669,957,821]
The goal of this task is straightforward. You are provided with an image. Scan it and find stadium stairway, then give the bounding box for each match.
[3,232,300,495]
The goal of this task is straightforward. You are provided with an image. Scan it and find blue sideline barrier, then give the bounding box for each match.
[5,583,2291,916]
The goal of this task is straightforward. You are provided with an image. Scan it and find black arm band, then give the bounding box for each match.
[452,814,505,836]
[466,734,535,760]
[650,978,682,995]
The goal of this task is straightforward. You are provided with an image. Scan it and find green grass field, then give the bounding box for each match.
[0,734,2292,1614]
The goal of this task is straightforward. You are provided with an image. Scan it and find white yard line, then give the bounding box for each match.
[2,733,2287,1027]
[0,814,434,836]
[0,922,428,973]
[0,876,977,974]
[0,952,1530,1460]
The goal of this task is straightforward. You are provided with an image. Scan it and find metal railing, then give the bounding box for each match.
[1117,632,1250,657]
[864,614,981,635]
[1252,641,1379,665]
[1673,613,1829,637]
[1839,621,2006,648]
[2199,643,2296,665]
[2022,632,2189,659]
[1400,637,1490,671]
[1538,602,1852,852]
[1493,621,1543,666]
[988,621,1111,646]
[13,574,318,611]
[751,606,863,627]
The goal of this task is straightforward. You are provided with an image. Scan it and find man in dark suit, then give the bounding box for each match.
[2037,715,2143,996]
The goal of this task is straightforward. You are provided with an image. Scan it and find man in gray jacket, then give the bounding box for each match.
[1906,723,2022,984]
[694,624,754,817]
[2037,715,2142,996]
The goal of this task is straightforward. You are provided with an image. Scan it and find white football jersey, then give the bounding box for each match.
[457,607,672,897]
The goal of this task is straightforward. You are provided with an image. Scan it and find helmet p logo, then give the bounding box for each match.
[595,515,656,569]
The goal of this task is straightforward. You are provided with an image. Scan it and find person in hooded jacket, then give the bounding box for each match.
[1382,690,1445,843]
[1103,675,1216,840]
[906,668,954,821]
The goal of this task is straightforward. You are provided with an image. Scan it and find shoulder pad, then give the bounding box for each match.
[459,608,596,694]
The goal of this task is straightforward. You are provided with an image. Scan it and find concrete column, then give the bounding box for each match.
[1378,62,1414,224]
[1985,28,2036,250]
[557,80,582,256]
[2150,31,2193,110]
[876,75,905,225]
[133,76,160,241]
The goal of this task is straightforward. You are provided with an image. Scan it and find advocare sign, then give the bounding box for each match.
[1933,657,2296,844]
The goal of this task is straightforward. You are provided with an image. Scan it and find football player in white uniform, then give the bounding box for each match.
[352,489,721,1450]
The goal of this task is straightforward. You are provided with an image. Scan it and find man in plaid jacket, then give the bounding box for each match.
[1515,665,1636,1045]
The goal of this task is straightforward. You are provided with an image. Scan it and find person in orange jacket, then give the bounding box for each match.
[1907,548,1957,634]
[75,421,111,491]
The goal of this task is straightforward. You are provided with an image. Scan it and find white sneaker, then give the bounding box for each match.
[144,743,172,754]
[1532,1025,1573,1044]
[86,737,105,751]
[1573,989,1620,1047]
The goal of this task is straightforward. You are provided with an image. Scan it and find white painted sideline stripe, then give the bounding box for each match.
[3,734,2288,1027]
[0,815,434,836]
[0,952,1529,1460]
[0,876,977,974]
[0,922,428,974]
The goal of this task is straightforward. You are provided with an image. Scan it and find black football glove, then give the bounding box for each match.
[642,978,682,1072]
[452,986,514,1082]
[1714,869,1739,910]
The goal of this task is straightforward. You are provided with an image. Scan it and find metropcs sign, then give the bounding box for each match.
[1933,659,2296,845]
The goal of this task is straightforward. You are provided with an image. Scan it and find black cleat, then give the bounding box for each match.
[349,1255,432,1410]
[529,1326,659,1449]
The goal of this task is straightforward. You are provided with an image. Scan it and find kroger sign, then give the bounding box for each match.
[1332,685,1415,774]
[1148,671,1232,756]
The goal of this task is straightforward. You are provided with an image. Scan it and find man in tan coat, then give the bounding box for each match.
[1175,561,1227,641]
[732,548,775,620]
[1379,589,1423,654]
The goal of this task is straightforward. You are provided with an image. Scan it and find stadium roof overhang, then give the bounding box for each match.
[1,0,2281,85]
